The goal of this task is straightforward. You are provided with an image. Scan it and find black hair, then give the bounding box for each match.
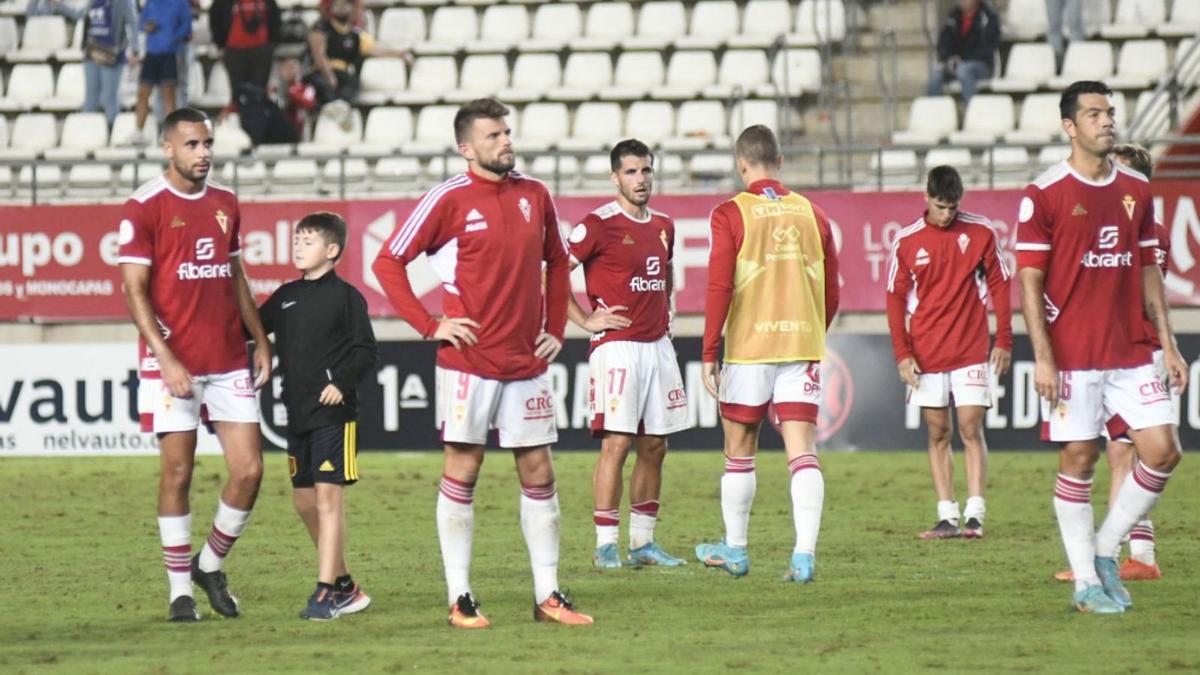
[609,138,654,172]
[453,98,511,144]
[1059,80,1114,121]
[926,165,963,203]
[296,211,348,262]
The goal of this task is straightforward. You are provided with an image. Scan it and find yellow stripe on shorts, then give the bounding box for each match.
[343,421,358,481]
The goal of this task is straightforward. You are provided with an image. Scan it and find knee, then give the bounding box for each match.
[927,422,952,447]
[957,421,983,445]
[160,460,193,492]
[231,457,264,489]
[1149,446,1182,474]
[600,436,633,461]
[637,438,668,464]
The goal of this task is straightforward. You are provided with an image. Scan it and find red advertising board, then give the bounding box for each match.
[2,181,1197,321]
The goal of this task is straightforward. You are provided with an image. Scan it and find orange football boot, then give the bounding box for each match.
[534,591,593,625]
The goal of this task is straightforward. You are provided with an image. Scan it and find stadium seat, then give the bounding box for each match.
[1101,0,1166,39]
[194,62,231,108]
[518,101,569,151]
[705,49,770,98]
[220,159,267,194]
[659,51,718,100]
[664,100,729,150]
[299,109,364,156]
[189,16,213,59]
[1160,0,1200,37]
[322,157,370,194]
[581,153,614,187]
[729,99,778,136]
[1048,41,1113,88]
[17,164,63,197]
[0,63,53,112]
[789,0,846,46]
[406,105,458,154]
[0,112,57,159]
[892,96,958,145]
[924,147,976,181]
[0,17,17,57]
[948,94,1015,145]
[377,7,426,50]
[675,0,740,50]
[1037,144,1070,168]
[66,164,113,197]
[109,113,159,148]
[447,55,509,103]
[57,19,83,62]
[624,101,675,146]
[623,0,687,50]
[394,56,458,105]
[728,0,792,49]
[577,2,636,51]
[187,59,206,105]
[988,43,1056,93]
[271,158,321,194]
[1110,91,1129,128]
[691,152,736,179]
[1004,93,1066,145]
[357,57,407,105]
[770,48,822,96]
[10,15,67,62]
[1109,39,1168,89]
[43,62,85,112]
[350,106,413,157]
[372,156,422,192]
[1131,90,1170,137]
[980,147,1032,185]
[415,6,478,54]
[601,52,665,100]
[213,113,251,156]
[47,111,107,160]
[117,161,166,189]
[551,52,613,101]
[0,115,7,148]
[558,101,622,152]
[526,2,582,51]
[471,4,529,53]
[1004,0,1049,40]
[253,143,293,161]
[499,53,561,103]
[867,149,919,188]
[526,154,578,189]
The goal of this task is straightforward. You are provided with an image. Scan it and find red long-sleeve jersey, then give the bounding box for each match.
[372,168,569,381]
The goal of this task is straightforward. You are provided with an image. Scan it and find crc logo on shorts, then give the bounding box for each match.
[966,367,987,384]
[1139,378,1169,403]
[196,237,215,260]
[667,387,687,409]
[233,375,255,398]
[525,390,554,412]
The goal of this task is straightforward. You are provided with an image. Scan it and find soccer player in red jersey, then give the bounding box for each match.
[117,107,272,622]
[886,165,1012,540]
[372,98,592,628]
[565,139,691,569]
[1055,143,1172,582]
[1016,82,1185,614]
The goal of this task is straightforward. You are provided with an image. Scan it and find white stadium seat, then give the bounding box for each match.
[271,158,321,194]
[729,99,778,137]
[394,57,458,105]
[623,0,687,50]
[67,164,113,197]
[187,59,206,104]
[42,62,85,112]
[471,5,529,53]
[728,0,792,48]
[351,106,413,156]
[582,153,613,187]
[0,113,57,159]
[17,164,63,196]
[691,152,736,179]
[989,43,1056,93]
[1084,0,1112,34]
[447,55,509,103]
[1109,39,1168,89]
[1004,94,1066,145]
[661,51,718,99]
[770,48,822,96]
[675,0,740,49]
[577,2,636,51]
[322,157,370,194]
[373,156,422,192]
[705,49,770,98]
[1160,0,1200,37]
[415,6,478,54]
[980,147,1032,185]
[624,101,675,146]
[892,96,958,145]
[407,105,458,154]
[1004,0,1049,40]
[664,100,729,150]
[948,94,1015,145]
[1101,0,1166,39]
[558,102,622,152]
[551,52,612,101]
[118,161,166,189]
[377,7,426,49]
[924,147,975,182]
[47,111,107,160]
[0,64,53,112]
[1049,41,1113,88]
[500,53,561,103]
[357,57,407,106]
[1037,144,1070,168]
[790,0,846,46]
[213,113,251,156]
[220,160,267,194]
[519,102,569,151]
[0,17,18,56]
[526,3,582,51]
[11,15,67,62]
[601,52,665,100]
[867,149,919,188]
[110,113,158,148]
[0,115,7,148]
[1132,90,1170,137]
[193,62,230,108]
[303,109,364,153]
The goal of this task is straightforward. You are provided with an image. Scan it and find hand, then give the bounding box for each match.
[252,342,271,389]
[989,347,1012,377]
[582,305,632,333]
[159,355,194,399]
[1164,346,1189,394]
[534,332,562,361]
[898,357,921,389]
[433,317,481,349]
[1034,359,1060,409]
[144,19,157,34]
[702,361,720,400]
[318,383,344,406]
[127,52,141,66]
[947,56,961,72]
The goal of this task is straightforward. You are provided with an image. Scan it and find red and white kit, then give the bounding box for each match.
[373,169,570,447]
[1015,161,1173,441]
[118,176,257,433]
[886,211,1013,408]
[568,201,688,436]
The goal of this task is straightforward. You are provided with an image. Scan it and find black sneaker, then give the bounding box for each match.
[299,587,339,621]
[168,595,201,622]
[962,518,984,539]
[191,555,240,617]
[918,520,962,540]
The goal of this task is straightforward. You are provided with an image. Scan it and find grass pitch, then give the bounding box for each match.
[2,450,1198,674]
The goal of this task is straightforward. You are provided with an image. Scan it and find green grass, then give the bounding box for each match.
[2,450,1198,674]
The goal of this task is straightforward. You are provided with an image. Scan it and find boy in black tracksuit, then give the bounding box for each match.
[259,211,377,621]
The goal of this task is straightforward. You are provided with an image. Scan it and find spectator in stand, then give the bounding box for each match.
[318,0,363,28]
[27,0,84,18]
[926,0,1000,104]
[273,56,316,139]
[131,0,192,144]
[71,0,139,127]
[1046,0,1085,65]
[210,0,281,106]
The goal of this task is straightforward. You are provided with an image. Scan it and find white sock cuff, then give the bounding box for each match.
[214,499,251,532]
[158,514,192,546]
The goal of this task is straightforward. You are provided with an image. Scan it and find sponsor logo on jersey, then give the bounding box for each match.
[518,197,531,222]
[1097,225,1119,249]
[177,261,232,280]
[465,209,488,233]
[958,233,969,253]
[170,216,186,229]
[645,256,661,275]
[751,201,803,218]
[753,319,813,334]
[1081,226,1131,267]
[195,237,215,261]
[628,276,667,292]
[1072,203,1087,216]
[1122,194,1136,220]
[915,247,930,266]
[215,210,229,234]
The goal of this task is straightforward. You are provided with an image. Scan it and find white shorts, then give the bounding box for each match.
[907,362,992,409]
[1107,350,1182,443]
[436,367,558,448]
[141,369,260,434]
[588,336,689,437]
[718,361,821,425]
[1041,361,1176,443]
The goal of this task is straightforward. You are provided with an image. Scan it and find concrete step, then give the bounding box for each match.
[866,0,935,37]
[839,48,930,89]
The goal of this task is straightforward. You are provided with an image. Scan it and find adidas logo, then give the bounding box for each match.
[465,208,488,233]
[319,460,335,472]
[466,208,483,221]
[1072,203,1087,216]
[622,234,635,245]
[915,247,930,266]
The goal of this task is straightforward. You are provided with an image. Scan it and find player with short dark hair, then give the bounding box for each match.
[1017,81,1185,614]
[118,106,272,622]
[372,98,592,628]
[887,165,1012,540]
[696,124,840,582]
[565,138,691,569]
[259,211,378,620]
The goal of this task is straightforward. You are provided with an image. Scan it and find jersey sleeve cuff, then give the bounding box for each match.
[1141,248,1158,265]
[118,255,152,266]
[1016,251,1050,271]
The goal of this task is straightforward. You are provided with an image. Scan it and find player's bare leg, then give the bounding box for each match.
[626,435,684,566]
[780,420,822,582]
[592,432,633,567]
[956,405,988,538]
[439,442,486,628]
[314,483,345,585]
[920,407,960,539]
[157,431,200,620]
[696,418,757,576]
[293,488,351,577]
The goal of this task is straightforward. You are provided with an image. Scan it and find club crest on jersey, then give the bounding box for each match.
[170,216,186,229]
[215,210,228,234]
[1122,195,1136,220]
[915,247,930,266]
[957,233,969,253]
[518,197,531,222]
